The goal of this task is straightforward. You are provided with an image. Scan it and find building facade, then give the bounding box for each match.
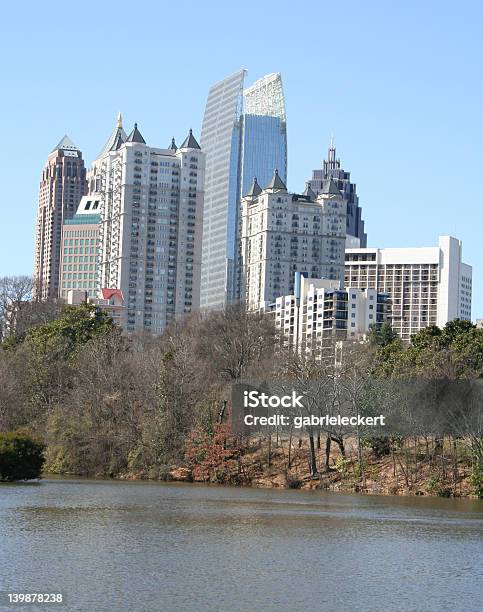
[274,274,389,354]
[88,119,205,334]
[241,174,347,312]
[200,70,288,310]
[59,195,100,299]
[345,236,472,342]
[34,136,87,299]
[308,142,366,247]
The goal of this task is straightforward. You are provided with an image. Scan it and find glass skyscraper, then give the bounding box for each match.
[200,70,287,309]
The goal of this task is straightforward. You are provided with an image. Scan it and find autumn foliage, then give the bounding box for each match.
[185,422,246,484]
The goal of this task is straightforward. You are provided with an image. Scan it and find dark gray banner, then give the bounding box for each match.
[231,379,483,437]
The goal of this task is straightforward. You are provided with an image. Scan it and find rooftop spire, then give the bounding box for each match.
[320,177,341,196]
[169,137,177,151]
[302,181,316,200]
[97,114,127,158]
[180,128,201,150]
[126,122,146,144]
[51,135,78,153]
[266,168,287,191]
[325,136,340,173]
[245,176,262,197]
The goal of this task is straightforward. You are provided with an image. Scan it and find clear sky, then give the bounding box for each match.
[1,0,481,317]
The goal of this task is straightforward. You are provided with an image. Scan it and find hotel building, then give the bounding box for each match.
[345,236,472,342]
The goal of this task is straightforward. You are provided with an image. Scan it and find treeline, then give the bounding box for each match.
[0,274,482,496]
[0,297,276,478]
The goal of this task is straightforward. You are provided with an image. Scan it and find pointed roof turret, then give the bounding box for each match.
[302,182,316,200]
[126,123,146,144]
[320,177,342,196]
[266,169,287,191]
[169,137,177,151]
[110,131,125,151]
[51,135,78,153]
[97,113,127,158]
[180,128,201,150]
[245,177,262,197]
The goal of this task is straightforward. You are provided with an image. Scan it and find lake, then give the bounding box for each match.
[0,479,482,611]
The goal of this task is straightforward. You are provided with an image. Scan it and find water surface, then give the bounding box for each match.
[0,479,482,611]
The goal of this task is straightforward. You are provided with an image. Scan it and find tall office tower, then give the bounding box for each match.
[89,120,205,334]
[345,236,472,343]
[59,195,101,300]
[308,142,366,247]
[240,173,347,312]
[34,136,87,299]
[200,70,287,310]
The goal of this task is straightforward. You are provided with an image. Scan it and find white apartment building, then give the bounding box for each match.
[274,274,389,354]
[88,118,205,334]
[241,174,347,311]
[345,236,472,342]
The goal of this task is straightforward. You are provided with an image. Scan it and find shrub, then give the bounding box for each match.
[469,463,483,499]
[0,432,45,481]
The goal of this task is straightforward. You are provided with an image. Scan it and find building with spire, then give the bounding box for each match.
[87,117,205,334]
[240,171,347,311]
[34,136,87,299]
[308,142,366,247]
[200,70,288,310]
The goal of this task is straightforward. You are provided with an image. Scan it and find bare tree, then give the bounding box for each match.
[0,275,34,340]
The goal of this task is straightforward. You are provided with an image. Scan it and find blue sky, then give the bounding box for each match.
[1,0,481,316]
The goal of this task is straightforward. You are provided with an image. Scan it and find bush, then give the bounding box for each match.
[469,464,483,499]
[0,432,45,481]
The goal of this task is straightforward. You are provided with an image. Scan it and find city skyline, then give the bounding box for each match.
[0,1,481,317]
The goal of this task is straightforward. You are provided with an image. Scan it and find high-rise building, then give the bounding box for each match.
[345,236,472,342]
[34,136,87,299]
[200,70,287,310]
[240,173,347,312]
[88,118,205,334]
[308,142,366,247]
[59,195,101,300]
[274,274,389,354]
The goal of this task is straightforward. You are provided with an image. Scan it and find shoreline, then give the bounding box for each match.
[34,468,482,500]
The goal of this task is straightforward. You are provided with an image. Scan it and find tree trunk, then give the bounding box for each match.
[308,432,317,476]
[332,435,346,458]
[325,433,332,471]
[288,425,293,469]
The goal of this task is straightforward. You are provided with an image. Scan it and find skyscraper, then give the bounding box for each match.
[88,118,205,334]
[34,136,87,299]
[240,173,347,312]
[241,73,287,196]
[308,142,366,247]
[200,70,288,310]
